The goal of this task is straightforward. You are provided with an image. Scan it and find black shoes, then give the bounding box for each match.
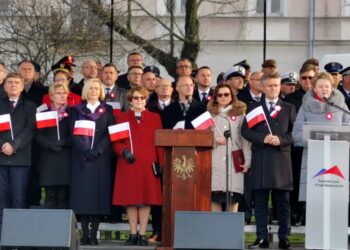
[249,238,269,249]
[125,234,138,246]
[137,235,148,246]
[279,239,291,249]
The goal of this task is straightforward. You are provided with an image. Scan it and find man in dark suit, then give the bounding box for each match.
[162,76,206,129]
[338,67,350,110]
[71,59,98,96]
[116,52,144,90]
[147,78,173,115]
[192,66,214,106]
[241,71,296,250]
[0,73,36,236]
[237,71,263,105]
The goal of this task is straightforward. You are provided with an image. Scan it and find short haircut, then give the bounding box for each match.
[302,58,319,68]
[102,63,118,72]
[195,66,211,76]
[299,64,316,75]
[261,71,281,83]
[312,72,334,89]
[4,72,24,85]
[18,60,35,68]
[127,52,142,59]
[126,86,149,102]
[81,78,105,101]
[49,83,69,98]
[53,70,70,79]
[127,65,143,73]
[176,58,192,67]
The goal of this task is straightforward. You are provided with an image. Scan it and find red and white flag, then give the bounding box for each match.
[73,120,95,137]
[107,102,121,116]
[191,111,215,130]
[246,106,266,128]
[108,122,130,141]
[0,114,12,132]
[36,111,58,129]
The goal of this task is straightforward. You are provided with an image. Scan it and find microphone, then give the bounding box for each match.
[323,97,350,116]
[222,116,232,139]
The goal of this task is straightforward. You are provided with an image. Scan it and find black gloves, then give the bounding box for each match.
[56,139,69,147]
[48,143,61,152]
[152,162,163,177]
[123,149,135,164]
[83,149,100,161]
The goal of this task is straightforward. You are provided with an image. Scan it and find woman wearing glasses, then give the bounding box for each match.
[112,86,163,246]
[207,83,251,212]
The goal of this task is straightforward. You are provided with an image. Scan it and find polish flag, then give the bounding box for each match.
[0,114,12,132]
[73,120,95,136]
[246,106,266,128]
[36,111,58,129]
[191,111,215,130]
[108,122,130,141]
[107,102,121,116]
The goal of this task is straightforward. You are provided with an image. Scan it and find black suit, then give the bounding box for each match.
[116,73,131,90]
[21,82,48,107]
[241,99,296,241]
[337,85,350,110]
[192,88,214,106]
[161,99,206,129]
[0,97,36,233]
[237,88,263,106]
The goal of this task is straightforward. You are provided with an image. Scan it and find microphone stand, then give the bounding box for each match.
[223,128,231,212]
[323,97,350,116]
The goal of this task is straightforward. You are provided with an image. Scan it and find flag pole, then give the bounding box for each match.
[128,128,134,154]
[9,115,13,140]
[91,127,95,149]
[56,111,60,141]
[263,112,273,134]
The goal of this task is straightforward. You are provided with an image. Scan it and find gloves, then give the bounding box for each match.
[123,149,135,164]
[83,149,100,161]
[48,143,61,152]
[56,139,68,147]
[152,162,163,177]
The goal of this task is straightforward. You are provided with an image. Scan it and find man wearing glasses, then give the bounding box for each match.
[71,59,98,96]
[162,75,206,129]
[127,66,143,89]
[117,52,144,90]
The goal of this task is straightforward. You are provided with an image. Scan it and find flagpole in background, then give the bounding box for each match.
[56,112,60,141]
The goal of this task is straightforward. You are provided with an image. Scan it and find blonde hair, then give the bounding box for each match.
[312,72,335,88]
[81,78,105,101]
[49,83,69,99]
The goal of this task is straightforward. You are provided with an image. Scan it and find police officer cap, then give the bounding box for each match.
[57,55,76,67]
[281,72,298,84]
[223,65,245,81]
[340,66,350,76]
[233,60,250,70]
[143,65,160,78]
[324,62,343,73]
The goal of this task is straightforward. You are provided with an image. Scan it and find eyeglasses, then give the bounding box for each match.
[129,72,142,76]
[177,65,191,69]
[301,76,313,80]
[217,93,230,98]
[157,85,171,89]
[250,78,261,81]
[132,96,146,101]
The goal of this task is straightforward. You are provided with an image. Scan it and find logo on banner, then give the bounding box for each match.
[313,165,345,180]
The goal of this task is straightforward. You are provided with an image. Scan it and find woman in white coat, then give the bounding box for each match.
[208,83,251,212]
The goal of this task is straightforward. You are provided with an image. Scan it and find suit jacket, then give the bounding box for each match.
[284,88,306,113]
[237,88,264,106]
[0,97,36,166]
[241,98,296,190]
[192,87,214,106]
[161,99,206,129]
[104,85,130,114]
[21,82,48,107]
[337,85,350,110]
[116,73,131,90]
[70,79,84,96]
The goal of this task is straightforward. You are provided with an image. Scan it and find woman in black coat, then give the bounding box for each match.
[36,83,71,209]
[69,78,114,245]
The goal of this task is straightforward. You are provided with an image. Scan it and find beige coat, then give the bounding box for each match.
[211,106,251,194]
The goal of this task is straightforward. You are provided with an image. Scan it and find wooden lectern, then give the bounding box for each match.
[155,130,214,250]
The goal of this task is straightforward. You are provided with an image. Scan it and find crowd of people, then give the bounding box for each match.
[0,52,348,249]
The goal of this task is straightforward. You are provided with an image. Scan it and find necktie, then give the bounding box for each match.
[202,93,207,104]
[269,102,275,112]
[105,88,110,95]
[180,102,187,116]
[254,96,260,102]
[10,100,15,110]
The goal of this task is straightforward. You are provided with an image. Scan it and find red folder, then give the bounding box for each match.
[232,149,245,172]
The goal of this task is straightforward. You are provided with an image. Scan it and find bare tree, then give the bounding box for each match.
[0,0,109,81]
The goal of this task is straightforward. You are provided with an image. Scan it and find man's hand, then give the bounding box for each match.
[2,142,14,156]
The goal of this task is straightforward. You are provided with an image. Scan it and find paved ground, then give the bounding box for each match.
[79,240,309,250]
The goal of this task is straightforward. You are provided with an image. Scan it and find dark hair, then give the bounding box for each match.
[127,52,142,59]
[302,58,319,68]
[102,63,118,72]
[261,71,281,83]
[127,65,143,73]
[4,72,24,85]
[195,66,211,76]
[299,64,316,75]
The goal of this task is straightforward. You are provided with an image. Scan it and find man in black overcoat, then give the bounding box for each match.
[161,76,206,129]
[241,71,296,250]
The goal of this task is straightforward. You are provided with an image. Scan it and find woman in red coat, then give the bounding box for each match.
[112,86,163,246]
